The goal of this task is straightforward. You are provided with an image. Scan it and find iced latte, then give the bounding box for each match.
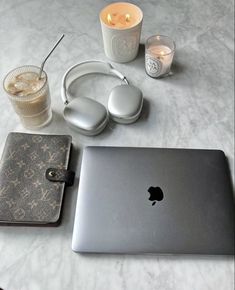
[3,65,52,129]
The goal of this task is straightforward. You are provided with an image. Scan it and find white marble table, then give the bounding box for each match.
[0,1,234,289]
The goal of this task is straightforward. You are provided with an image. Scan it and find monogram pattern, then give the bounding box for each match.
[10,178,20,187]
[4,167,14,178]
[33,180,42,188]
[13,208,25,220]
[21,143,30,150]
[0,133,72,224]
[40,188,50,201]
[32,136,43,143]
[24,169,35,179]
[0,185,10,197]
[30,151,39,161]
[41,144,50,152]
[37,161,46,169]
[6,198,17,209]
[20,188,30,199]
[17,160,26,168]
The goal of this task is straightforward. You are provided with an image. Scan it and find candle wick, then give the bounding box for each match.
[107,14,115,25]
[125,13,130,22]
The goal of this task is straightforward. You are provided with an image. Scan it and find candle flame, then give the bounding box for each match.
[107,13,114,25]
[125,13,130,22]
[160,51,164,56]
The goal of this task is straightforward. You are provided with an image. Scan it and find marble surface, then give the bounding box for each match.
[0,0,234,289]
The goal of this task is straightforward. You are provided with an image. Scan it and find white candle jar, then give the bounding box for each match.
[145,35,176,78]
[3,65,52,129]
[100,2,143,63]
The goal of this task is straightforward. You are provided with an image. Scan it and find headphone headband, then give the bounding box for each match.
[61,60,129,105]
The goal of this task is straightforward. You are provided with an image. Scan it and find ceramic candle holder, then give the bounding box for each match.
[145,35,176,78]
[100,2,143,63]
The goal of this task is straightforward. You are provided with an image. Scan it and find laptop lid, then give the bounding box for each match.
[72,147,234,254]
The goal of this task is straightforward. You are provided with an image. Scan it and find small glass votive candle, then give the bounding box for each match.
[145,35,175,78]
[3,65,52,129]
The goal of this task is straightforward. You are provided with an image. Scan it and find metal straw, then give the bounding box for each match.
[38,34,65,79]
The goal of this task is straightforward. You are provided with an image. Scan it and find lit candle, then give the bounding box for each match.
[106,11,135,28]
[145,35,175,78]
[100,2,143,63]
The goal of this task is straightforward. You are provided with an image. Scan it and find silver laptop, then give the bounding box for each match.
[72,147,234,254]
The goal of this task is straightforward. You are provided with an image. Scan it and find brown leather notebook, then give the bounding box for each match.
[0,132,74,225]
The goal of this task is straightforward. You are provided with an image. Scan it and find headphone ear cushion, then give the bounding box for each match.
[108,85,143,124]
[63,97,108,136]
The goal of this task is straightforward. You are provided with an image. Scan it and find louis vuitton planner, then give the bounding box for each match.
[0,132,73,225]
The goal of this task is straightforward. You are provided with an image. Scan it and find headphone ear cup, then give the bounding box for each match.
[63,97,109,136]
[108,85,143,124]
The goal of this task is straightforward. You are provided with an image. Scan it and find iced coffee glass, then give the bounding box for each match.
[3,65,52,129]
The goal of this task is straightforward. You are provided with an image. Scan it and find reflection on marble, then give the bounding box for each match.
[0,0,234,289]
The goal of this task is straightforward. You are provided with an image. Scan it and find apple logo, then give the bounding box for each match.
[148,186,164,206]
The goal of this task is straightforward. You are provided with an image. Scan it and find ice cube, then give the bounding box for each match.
[31,79,45,92]
[6,72,46,96]
[17,91,27,97]
[6,79,30,96]
[14,80,30,91]
[17,72,38,81]
[6,83,19,95]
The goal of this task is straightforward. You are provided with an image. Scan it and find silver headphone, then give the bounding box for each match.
[61,61,143,136]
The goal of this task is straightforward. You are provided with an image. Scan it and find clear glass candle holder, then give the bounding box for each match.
[3,65,52,129]
[145,35,176,78]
